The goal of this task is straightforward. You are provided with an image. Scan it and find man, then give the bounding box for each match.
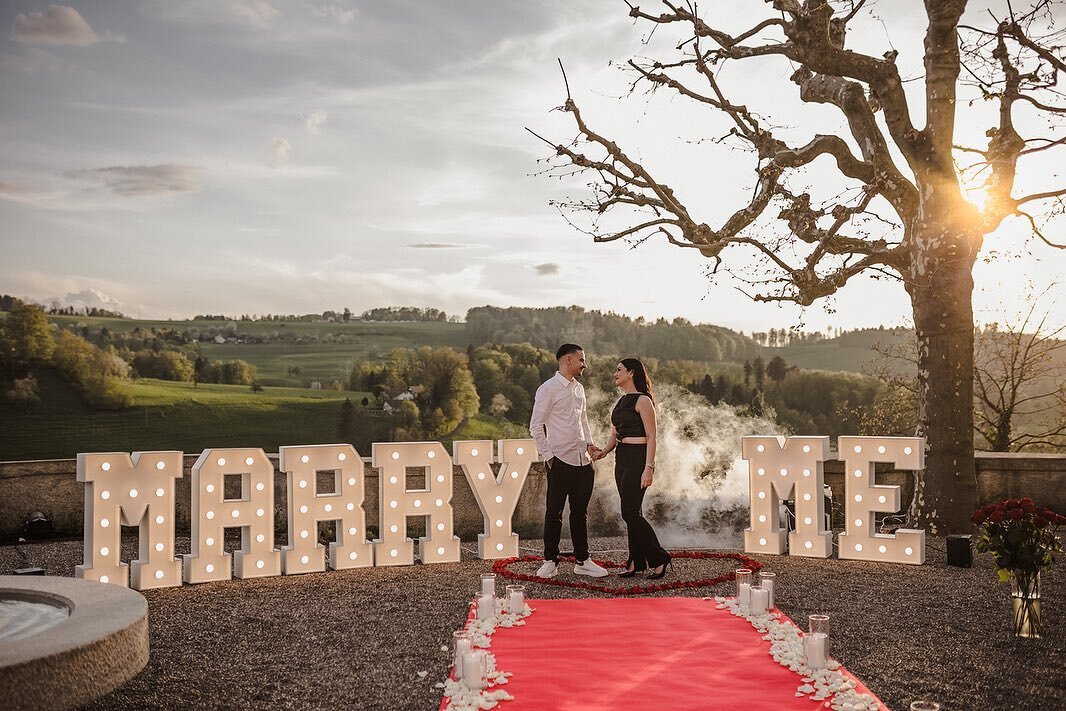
[528,343,608,578]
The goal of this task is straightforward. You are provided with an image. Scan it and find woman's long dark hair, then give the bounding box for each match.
[620,357,654,401]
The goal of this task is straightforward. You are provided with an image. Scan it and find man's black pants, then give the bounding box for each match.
[543,458,594,563]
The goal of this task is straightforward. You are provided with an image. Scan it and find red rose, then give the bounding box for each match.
[1035,516,1050,529]
[984,504,997,515]
[1022,502,1035,514]
[988,510,1005,523]
[971,510,987,525]
[1009,508,1024,520]
[1020,497,1034,504]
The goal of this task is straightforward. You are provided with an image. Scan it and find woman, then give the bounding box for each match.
[594,358,671,579]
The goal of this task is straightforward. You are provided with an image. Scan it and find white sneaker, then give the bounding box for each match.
[536,560,558,578]
[574,559,609,578]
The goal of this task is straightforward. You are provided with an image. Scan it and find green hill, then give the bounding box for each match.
[770,328,914,374]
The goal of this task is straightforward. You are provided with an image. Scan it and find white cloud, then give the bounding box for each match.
[47,288,126,314]
[12,5,124,46]
[310,4,358,25]
[231,0,280,29]
[1,47,61,74]
[271,137,292,167]
[302,110,327,134]
[66,164,201,197]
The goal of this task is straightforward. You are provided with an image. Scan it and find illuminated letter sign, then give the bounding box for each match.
[836,436,925,565]
[182,448,282,583]
[372,441,461,566]
[453,439,537,558]
[278,444,374,573]
[76,451,183,590]
[743,436,832,558]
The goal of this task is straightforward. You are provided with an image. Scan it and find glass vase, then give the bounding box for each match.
[1010,571,1042,638]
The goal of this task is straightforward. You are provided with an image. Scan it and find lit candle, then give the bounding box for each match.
[476,593,495,621]
[461,650,486,690]
[804,632,828,670]
[751,586,769,613]
[480,573,496,597]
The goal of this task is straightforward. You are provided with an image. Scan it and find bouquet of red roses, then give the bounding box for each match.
[971,498,1064,582]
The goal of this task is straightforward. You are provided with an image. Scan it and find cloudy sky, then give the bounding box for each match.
[1,1,1063,333]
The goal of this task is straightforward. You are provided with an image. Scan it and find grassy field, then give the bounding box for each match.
[47,315,472,387]
[0,373,365,460]
[0,373,526,460]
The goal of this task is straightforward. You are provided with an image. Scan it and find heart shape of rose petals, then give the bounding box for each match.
[493,551,763,595]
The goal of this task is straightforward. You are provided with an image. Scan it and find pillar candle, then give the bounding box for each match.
[751,586,769,613]
[461,650,486,690]
[761,578,775,609]
[804,633,828,670]
[453,637,471,676]
[508,590,524,614]
[480,574,496,597]
[738,582,751,611]
[476,593,495,621]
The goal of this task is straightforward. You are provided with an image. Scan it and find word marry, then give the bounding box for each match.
[77,439,536,590]
[743,435,926,565]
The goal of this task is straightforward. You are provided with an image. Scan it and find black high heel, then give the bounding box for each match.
[646,559,672,580]
[617,559,647,578]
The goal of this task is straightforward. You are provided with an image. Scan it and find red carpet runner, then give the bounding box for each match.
[449,597,886,711]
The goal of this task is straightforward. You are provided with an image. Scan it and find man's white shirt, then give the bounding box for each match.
[529,372,594,467]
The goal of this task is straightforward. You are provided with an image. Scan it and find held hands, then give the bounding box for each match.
[587,443,604,461]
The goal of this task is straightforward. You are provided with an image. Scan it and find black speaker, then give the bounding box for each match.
[946,534,973,568]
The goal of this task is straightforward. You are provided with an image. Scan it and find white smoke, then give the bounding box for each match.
[587,383,783,549]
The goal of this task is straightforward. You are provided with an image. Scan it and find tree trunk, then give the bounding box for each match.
[907,228,979,534]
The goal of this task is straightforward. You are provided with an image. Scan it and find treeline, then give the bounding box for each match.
[346,342,881,441]
[1,304,259,411]
[2,303,131,409]
[191,306,452,323]
[360,306,449,322]
[750,325,912,348]
[465,306,762,363]
[1,294,127,318]
[689,356,881,436]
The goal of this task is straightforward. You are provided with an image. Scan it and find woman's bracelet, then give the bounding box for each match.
[645,463,655,470]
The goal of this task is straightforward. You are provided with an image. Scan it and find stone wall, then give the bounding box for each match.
[1,452,1064,543]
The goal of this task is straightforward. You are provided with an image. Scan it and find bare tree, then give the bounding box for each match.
[530,0,1066,532]
[974,301,1066,451]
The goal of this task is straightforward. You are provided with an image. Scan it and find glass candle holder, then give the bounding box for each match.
[735,568,752,611]
[758,571,776,609]
[750,583,769,614]
[803,632,828,670]
[505,584,526,614]
[452,631,471,677]
[476,592,495,621]
[480,572,497,597]
[461,650,487,690]
[808,613,830,655]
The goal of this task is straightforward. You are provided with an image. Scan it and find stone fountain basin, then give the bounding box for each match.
[0,576,148,711]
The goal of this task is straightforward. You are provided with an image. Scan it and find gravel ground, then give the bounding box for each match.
[2,535,1063,711]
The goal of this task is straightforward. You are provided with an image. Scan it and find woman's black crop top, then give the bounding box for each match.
[611,393,648,438]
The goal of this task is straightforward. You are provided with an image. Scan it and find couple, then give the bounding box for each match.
[528,343,671,581]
